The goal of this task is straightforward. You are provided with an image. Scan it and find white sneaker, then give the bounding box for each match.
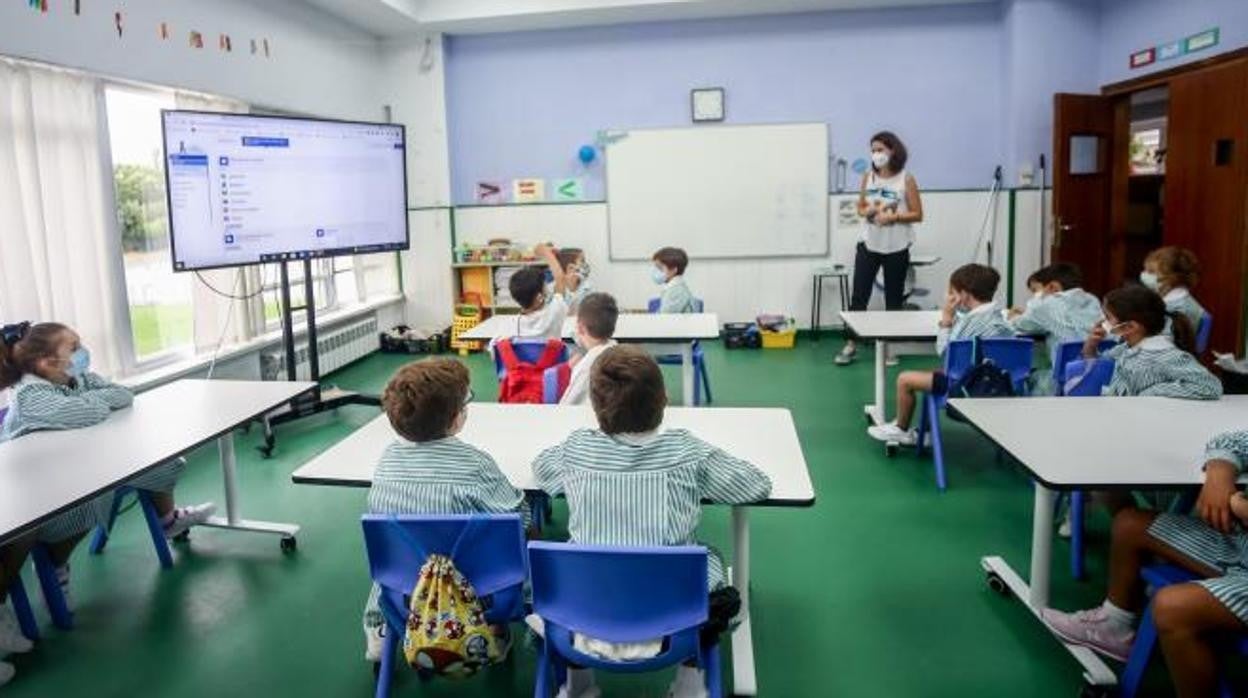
[834,345,857,366]
[667,665,709,698]
[0,604,33,654]
[0,661,14,686]
[1057,512,1072,539]
[867,422,917,446]
[163,502,217,539]
[1040,607,1135,662]
[364,623,385,663]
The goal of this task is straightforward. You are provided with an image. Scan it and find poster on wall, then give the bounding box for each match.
[512,178,545,203]
[837,199,860,227]
[475,181,505,204]
[553,178,584,202]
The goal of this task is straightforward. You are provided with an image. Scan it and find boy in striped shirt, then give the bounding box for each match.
[362,358,528,662]
[1043,430,1248,696]
[868,263,1014,446]
[1009,262,1102,351]
[533,345,771,698]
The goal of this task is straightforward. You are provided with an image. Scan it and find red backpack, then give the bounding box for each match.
[496,338,566,404]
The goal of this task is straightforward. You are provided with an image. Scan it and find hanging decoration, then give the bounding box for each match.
[159,22,170,40]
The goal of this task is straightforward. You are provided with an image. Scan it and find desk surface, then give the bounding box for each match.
[950,396,1248,490]
[460,313,721,342]
[0,379,314,543]
[292,403,815,506]
[839,310,941,340]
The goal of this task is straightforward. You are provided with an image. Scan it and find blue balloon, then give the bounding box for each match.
[578,145,596,164]
[851,158,869,175]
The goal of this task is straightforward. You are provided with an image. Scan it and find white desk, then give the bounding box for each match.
[0,379,314,548]
[291,403,814,696]
[839,310,940,426]
[950,396,1248,691]
[460,313,721,407]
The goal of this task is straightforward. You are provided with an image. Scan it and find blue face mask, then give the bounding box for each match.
[651,267,669,285]
[68,347,91,378]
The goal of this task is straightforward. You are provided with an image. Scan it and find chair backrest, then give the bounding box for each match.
[944,338,1034,388]
[1063,357,1116,397]
[1051,339,1116,396]
[493,337,569,379]
[646,298,705,314]
[528,542,708,644]
[362,514,527,599]
[542,364,570,404]
[1195,313,1213,354]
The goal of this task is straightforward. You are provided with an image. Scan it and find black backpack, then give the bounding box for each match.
[953,339,1017,400]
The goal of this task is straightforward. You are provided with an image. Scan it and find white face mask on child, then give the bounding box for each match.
[1139,271,1160,291]
[650,267,668,285]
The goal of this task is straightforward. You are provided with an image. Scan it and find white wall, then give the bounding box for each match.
[0,0,382,120]
[450,189,1045,328]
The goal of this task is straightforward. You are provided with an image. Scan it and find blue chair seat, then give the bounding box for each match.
[1195,313,1213,355]
[528,542,722,698]
[915,338,1034,491]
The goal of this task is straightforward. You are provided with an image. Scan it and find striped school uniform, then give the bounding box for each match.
[1147,430,1248,624]
[532,428,772,590]
[1163,287,1207,336]
[936,302,1015,357]
[1102,336,1222,400]
[1011,288,1102,345]
[363,437,529,630]
[658,276,698,314]
[0,373,185,541]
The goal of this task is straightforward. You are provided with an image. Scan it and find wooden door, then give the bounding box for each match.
[1052,94,1117,294]
[1164,58,1248,354]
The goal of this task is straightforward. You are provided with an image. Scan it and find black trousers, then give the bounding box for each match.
[849,242,910,312]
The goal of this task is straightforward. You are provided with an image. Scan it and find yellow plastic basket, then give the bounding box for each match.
[451,306,484,354]
[760,328,797,349]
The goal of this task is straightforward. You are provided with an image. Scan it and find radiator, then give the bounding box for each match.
[260,316,378,381]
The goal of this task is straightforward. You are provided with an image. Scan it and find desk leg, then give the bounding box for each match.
[202,431,300,550]
[865,339,887,426]
[810,275,819,341]
[980,483,1118,689]
[681,343,695,407]
[731,507,757,696]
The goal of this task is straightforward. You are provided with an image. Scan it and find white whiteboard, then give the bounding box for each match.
[605,123,829,260]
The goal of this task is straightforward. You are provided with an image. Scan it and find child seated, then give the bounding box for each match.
[867,264,1013,446]
[1008,262,1101,347]
[363,358,528,662]
[1042,430,1248,697]
[504,243,570,341]
[559,292,618,406]
[652,246,698,313]
[533,345,771,698]
[1083,285,1221,400]
[1141,246,1207,332]
[557,247,594,313]
[0,322,215,612]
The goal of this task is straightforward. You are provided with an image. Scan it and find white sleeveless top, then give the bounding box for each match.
[859,169,915,254]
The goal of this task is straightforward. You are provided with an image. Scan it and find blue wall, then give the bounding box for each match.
[1099,0,1248,85]
[445,4,1006,203]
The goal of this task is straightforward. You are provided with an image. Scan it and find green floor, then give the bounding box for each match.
[8,341,1177,696]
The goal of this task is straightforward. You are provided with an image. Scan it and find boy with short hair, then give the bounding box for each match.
[652,246,698,314]
[362,358,528,662]
[867,263,1013,446]
[506,243,570,340]
[533,345,771,698]
[559,292,619,406]
[1009,262,1102,346]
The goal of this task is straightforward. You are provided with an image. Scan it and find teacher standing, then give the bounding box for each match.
[836,131,924,366]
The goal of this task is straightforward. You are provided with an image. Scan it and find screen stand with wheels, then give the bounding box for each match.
[257,258,380,458]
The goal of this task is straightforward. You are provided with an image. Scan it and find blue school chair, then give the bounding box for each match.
[1196,313,1213,355]
[915,338,1034,491]
[1119,564,1248,698]
[1056,356,1116,580]
[527,542,722,698]
[493,338,569,381]
[1051,340,1117,396]
[89,487,174,569]
[362,514,528,698]
[542,367,562,404]
[6,572,39,642]
[646,298,712,406]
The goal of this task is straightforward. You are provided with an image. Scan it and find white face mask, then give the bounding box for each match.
[1101,320,1126,336]
[871,151,891,170]
[1139,271,1160,291]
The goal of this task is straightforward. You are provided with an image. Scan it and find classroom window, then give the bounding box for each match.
[105,86,195,362]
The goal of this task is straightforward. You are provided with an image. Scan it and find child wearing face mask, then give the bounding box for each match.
[362,358,528,662]
[1008,263,1102,389]
[559,292,619,406]
[0,322,215,620]
[557,247,594,314]
[1140,246,1207,334]
[651,247,698,314]
[867,264,1014,446]
[1083,285,1221,400]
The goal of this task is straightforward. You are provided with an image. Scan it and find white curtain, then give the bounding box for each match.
[173,91,256,354]
[0,60,128,376]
